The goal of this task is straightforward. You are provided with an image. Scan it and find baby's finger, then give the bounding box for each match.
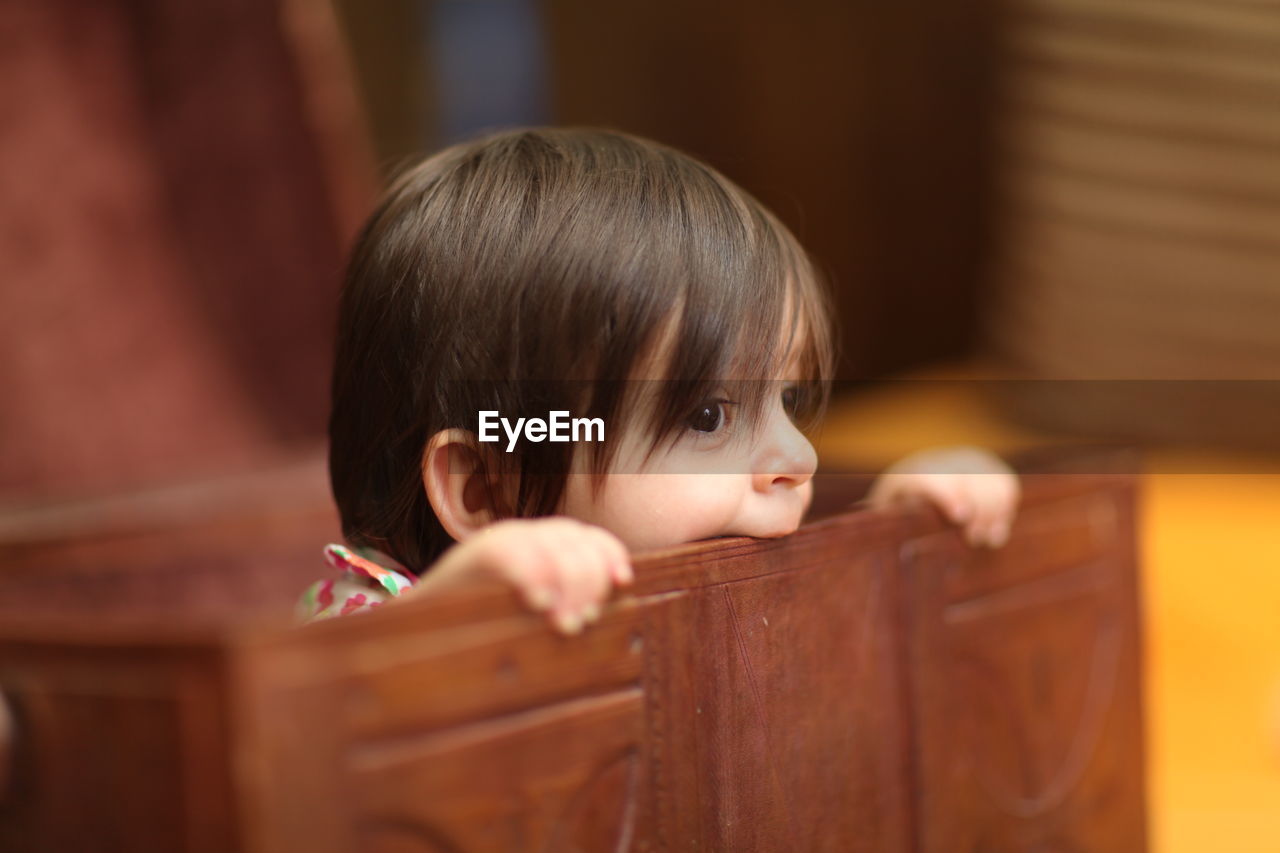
[966,477,1015,548]
[507,533,582,631]
[926,479,974,526]
[480,532,560,611]
[960,479,999,547]
[987,517,1011,548]
[539,539,589,635]
[590,526,633,587]
[964,516,999,549]
[576,540,616,621]
[986,479,1020,547]
[516,566,558,612]
[549,532,611,633]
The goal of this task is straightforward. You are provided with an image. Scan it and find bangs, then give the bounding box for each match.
[637,245,835,461]
[577,160,836,475]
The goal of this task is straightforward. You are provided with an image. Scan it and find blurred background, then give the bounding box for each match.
[1,0,1279,849]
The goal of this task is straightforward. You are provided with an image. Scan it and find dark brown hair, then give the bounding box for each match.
[330,127,835,574]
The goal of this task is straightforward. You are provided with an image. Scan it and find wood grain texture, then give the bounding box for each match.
[901,483,1147,850]
[0,454,1146,851]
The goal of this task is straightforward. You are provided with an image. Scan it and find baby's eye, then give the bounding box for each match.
[686,400,729,433]
[780,382,820,425]
[781,385,799,418]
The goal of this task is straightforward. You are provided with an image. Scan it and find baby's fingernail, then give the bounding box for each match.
[555,611,583,635]
[582,603,601,623]
[529,587,555,611]
[617,563,634,585]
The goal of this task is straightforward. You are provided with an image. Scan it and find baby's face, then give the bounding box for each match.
[557,379,818,552]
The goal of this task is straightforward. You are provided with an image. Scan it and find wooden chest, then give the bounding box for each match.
[0,456,1147,851]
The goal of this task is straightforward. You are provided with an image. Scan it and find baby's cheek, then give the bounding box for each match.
[606,484,723,549]
[672,479,752,539]
[573,480,681,550]
[561,472,751,550]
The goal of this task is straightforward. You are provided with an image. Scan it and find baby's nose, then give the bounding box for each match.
[752,413,817,492]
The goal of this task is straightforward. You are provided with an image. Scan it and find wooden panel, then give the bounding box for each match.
[0,639,237,853]
[901,477,1147,850]
[650,546,911,851]
[348,690,644,852]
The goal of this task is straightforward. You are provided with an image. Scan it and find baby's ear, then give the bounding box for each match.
[422,429,513,541]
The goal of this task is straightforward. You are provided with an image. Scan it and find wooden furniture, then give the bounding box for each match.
[0,454,1146,851]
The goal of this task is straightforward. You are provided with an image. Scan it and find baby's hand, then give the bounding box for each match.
[867,446,1020,548]
[423,517,633,635]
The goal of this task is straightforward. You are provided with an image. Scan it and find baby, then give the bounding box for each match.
[300,127,1019,632]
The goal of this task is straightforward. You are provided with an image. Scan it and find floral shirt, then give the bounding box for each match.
[296,543,416,621]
